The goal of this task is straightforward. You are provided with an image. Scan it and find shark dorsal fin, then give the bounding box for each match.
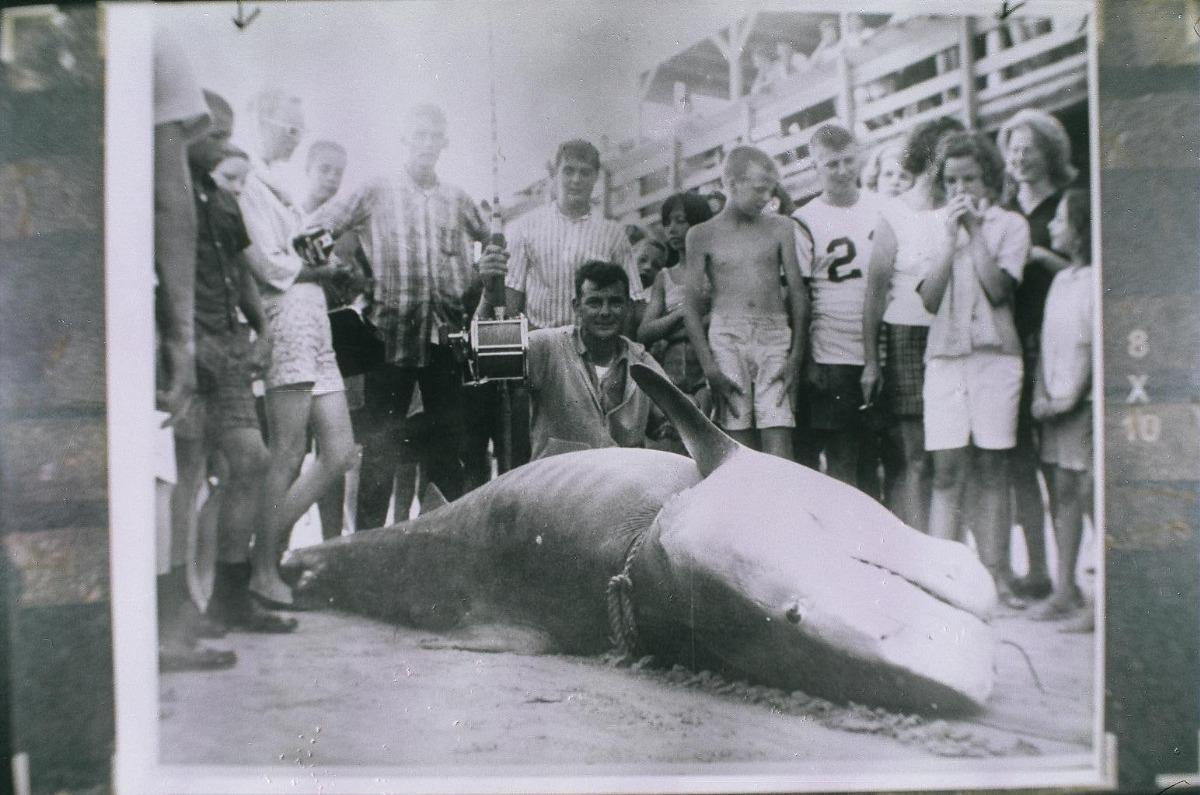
[419,483,449,515]
[630,363,739,477]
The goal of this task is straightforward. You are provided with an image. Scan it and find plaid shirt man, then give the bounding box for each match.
[309,170,488,367]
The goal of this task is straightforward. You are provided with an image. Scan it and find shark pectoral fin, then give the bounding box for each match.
[419,482,449,515]
[629,364,740,476]
[418,622,558,655]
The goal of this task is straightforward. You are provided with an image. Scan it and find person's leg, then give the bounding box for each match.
[726,428,757,448]
[857,429,884,502]
[417,347,468,501]
[250,386,315,604]
[356,365,415,530]
[927,448,967,542]
[1010,401,1052,598]
[823,429,861,488]
[888,418,931,532]
[317,471,346,540]
[460,382,497,492]
[975,447,1024,607]
[209,428,296,631]
[759,427,794,461]
[1036,466,1086,619]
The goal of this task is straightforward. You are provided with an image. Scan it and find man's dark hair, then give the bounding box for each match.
[933,131,1007,197]
[901,116,966,176]
[555,139,601,171]
[808,123,856,154]
[574,260,629,299]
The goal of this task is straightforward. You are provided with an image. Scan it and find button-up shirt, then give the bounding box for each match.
[192,170,251,336]
[308,171,487,367]
[925,206,1030,361]
[526,325,665,460]
[505,203,643,330]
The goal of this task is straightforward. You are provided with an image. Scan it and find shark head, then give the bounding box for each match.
[629,364,998,713]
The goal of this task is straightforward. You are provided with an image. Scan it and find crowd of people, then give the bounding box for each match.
[152,29,1094,673]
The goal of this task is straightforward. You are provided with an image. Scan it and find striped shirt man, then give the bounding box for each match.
[309,170,487,367]
[504,202,643,330]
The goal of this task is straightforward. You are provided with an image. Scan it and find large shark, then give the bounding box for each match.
[283,365,998,713]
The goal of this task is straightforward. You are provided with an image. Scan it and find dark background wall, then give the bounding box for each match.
[0,6,112,793]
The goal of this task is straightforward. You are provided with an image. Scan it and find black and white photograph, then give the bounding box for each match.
[12,0,1158,792]
[101,1,1109,791]
[99,2,1108,791]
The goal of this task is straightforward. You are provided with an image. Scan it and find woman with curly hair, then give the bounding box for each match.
[995,108,1080,601]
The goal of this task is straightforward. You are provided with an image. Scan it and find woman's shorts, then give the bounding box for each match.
[923,352,1022,451]
[265,284,345,396]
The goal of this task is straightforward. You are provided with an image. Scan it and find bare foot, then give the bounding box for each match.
[1033,591,1085,621]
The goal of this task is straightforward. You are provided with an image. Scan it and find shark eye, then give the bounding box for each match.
[786,604,802,624]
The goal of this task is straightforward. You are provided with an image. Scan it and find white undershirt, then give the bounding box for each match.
[593,363,611,382]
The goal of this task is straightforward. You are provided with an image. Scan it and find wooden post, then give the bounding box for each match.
[959,16,979,130]
[983,22,1005,91]
[836,51,855,131]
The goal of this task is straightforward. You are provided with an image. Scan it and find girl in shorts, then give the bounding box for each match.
[1031,188,1093,622]
[917,132,1031,608]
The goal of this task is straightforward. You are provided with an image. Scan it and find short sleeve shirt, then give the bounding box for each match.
[505,203,643,330]
[791,191,886,365]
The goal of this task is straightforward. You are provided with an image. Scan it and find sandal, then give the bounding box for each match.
[249,588,305,612]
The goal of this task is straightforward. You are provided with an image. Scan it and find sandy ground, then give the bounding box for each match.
[159,601,1095,775]
[161,481,1097,778]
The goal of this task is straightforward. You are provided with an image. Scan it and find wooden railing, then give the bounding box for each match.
[505,13,1088,229]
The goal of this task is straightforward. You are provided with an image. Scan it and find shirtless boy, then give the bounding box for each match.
[682,146,807,459]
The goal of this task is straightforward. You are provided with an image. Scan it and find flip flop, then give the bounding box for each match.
[249,588,305,612]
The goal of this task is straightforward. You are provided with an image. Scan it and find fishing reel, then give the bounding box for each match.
[447,313,529,386]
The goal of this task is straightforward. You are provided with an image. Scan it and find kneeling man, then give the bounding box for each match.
[527,261,666,459]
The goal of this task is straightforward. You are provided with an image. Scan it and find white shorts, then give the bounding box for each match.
[923,352,1022,451]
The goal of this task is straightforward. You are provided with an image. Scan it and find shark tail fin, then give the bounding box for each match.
[630,363,740,477]
[419,482,449,516]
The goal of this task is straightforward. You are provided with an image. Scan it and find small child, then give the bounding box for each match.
[861,141,914,198]
[209,145,251,198]
[682,147,807,460]
[633,237,667,290]
[1031,188,1093,624]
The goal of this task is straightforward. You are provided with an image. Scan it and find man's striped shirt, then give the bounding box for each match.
[505,202,643,330]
